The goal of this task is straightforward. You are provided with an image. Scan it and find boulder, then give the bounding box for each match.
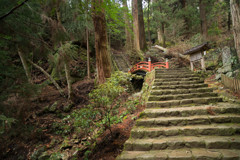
[215,74,221,80]
[226,72,233,77]
[222,64,232,73]
[222,46,231,65]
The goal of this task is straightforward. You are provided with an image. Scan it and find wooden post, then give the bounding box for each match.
[190,61,194,71]
[201,57,206,71]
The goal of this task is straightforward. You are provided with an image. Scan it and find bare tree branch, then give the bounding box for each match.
[0,0,30,21]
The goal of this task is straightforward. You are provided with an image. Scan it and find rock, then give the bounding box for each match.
[226,72,233,77]
[215,74,221,80]
[217,68,223,74]
[31,146,46,160]
[222,46,231,65]
[233,69,240,77]
[222,64,232,73]
[49,101,58,113]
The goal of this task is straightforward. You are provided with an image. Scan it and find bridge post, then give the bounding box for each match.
[166,58,169,69]
[148,57,151,71]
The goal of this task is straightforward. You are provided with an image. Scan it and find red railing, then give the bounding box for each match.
[129,60,169,73]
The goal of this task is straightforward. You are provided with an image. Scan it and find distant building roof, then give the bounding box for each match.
[184,42,210,55]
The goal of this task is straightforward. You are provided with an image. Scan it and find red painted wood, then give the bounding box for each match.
[129,60,169,73]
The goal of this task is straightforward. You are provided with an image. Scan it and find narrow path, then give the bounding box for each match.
[117,68,240,160]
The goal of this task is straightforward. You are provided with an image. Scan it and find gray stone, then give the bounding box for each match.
[215,74,221,80]
[223,64,232,73]
[222,46,232,65]
[226,72,233,77]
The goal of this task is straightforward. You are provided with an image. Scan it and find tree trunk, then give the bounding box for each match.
[86,29,90,79]
[147,0,151,46]
[92,0,112,84]
[157,30,163,44]
[230,0,240,61]
[228,8,231,31]
[160,22,166,47]
[199,0,208,40]
[18,49,32,83]
[28,60,65,96]
[180,0,190,35]
[123,0,132,51]
[132,0,140,51]
[138,0,147,50]
[64,62,72,100]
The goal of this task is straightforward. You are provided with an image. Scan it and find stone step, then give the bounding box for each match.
[147,97,222,108]
[141,104,240,118]
[148,92,217,101]
[155,77,200,82]
[155,68,189,71]
[155,72,198,77]
[152,83,208,90]
[136,114,240,127]
[124,136,240,151]
[155,72,192,75]
[116,149,240,160]
[155,75,199,78]
[131,124,240,138]
[154,80,204,86]
[150,88,213,96]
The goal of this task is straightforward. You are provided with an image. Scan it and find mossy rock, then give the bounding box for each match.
[49,101,58,113]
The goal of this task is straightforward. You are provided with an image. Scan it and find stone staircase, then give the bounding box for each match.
[117,68,240,160]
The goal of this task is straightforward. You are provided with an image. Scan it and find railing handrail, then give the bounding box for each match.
[129,60,169,73]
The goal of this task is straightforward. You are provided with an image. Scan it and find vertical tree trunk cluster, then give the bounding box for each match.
[92,0,112,84]
[138,0,147,50]
[147,0,151,46]
[132,0,146,51]
[123,0,132,51]
[180,0,189,35]
[230,0,240,61]
[199,0,208,40]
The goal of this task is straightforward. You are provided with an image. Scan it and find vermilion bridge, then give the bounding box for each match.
[129,59,169,74]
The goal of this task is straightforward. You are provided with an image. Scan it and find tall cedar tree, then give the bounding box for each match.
[230,0,240,61]
[138,0,147,50]
[123,0,132,51]
[92,0,112,84]
[132,0,141,51]
[200,0,208,40]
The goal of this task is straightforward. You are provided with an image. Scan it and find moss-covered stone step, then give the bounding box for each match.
[152,83,208,90]
[136,114,240,127]
[148,92,217,101]
[155,73,196,77]
[142,104,240,118]
[155,74,199,78]
[124,136,240,151]
[147,97,222,108]
[130,124,240,138]
[116,149,240,160]
[154,80,204,86]
[150,88,213,95]
[155,68,189,72]
[155,77,200,82]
